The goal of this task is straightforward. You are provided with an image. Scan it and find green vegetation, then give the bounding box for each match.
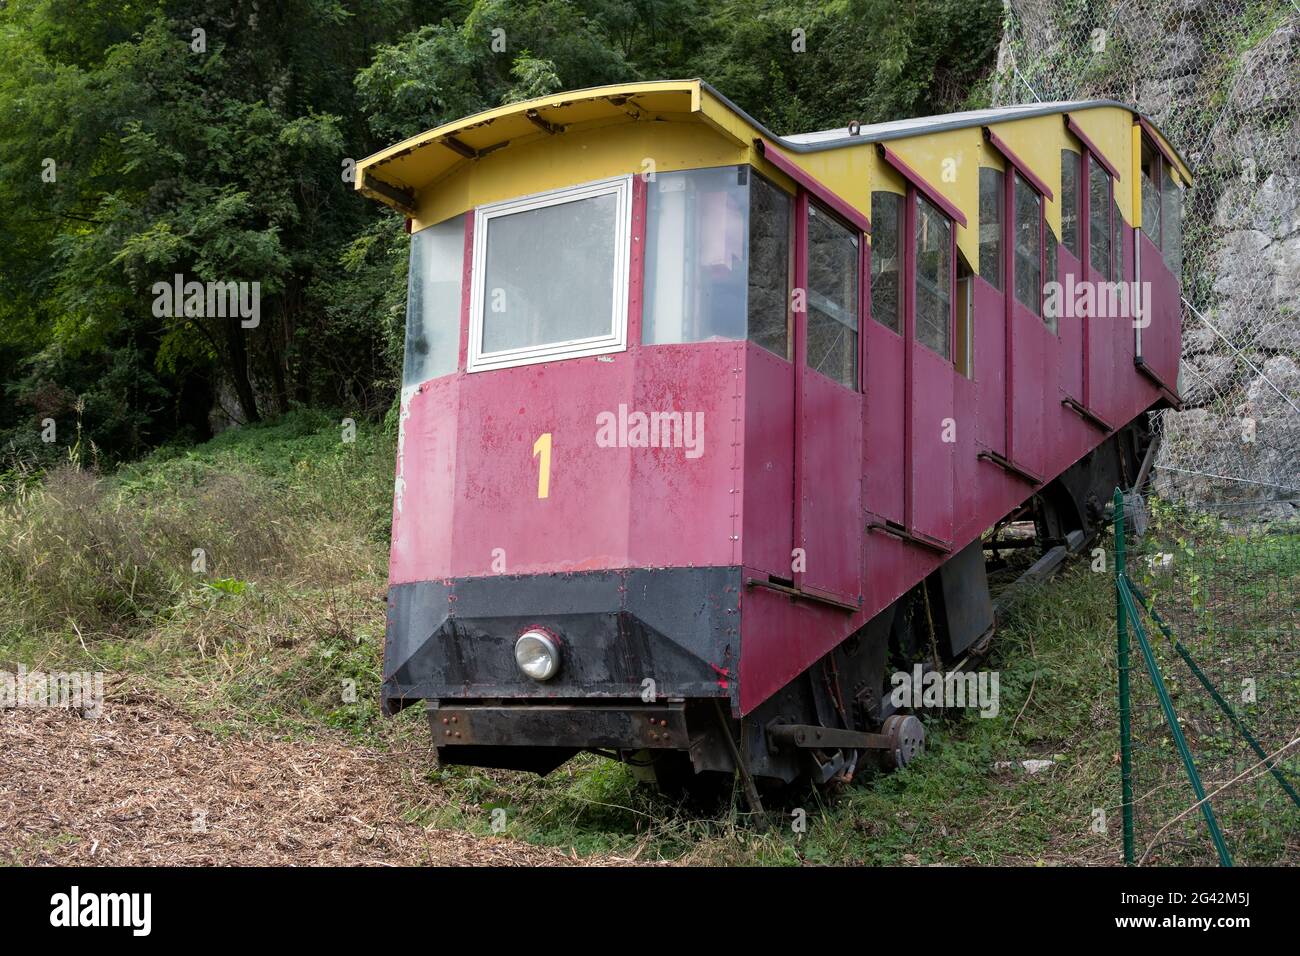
[1120,501,1300,865]
[0,411,399,741]
[1,0,1002,470]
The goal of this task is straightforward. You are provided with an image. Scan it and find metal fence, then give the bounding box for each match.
[1113,488,1300,865]
[995,0,1300,513]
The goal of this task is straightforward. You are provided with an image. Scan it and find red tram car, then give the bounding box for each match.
[355,81,1189,798]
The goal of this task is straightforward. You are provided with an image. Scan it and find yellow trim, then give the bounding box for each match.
[1063,106,1135,223]
[1131,122,1144,231]
[411,119,749,229]
[356,80,705,215]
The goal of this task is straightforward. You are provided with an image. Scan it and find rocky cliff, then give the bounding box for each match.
[994,0,1298,513]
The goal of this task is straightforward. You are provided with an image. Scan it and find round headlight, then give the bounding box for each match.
[514,629,561,681]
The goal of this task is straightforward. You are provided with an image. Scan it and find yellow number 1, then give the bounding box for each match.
[533,432,552,499]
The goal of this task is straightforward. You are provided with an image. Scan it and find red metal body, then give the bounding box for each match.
[390,182,1183,718]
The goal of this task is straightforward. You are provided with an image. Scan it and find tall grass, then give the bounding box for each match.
[0,410,400,736]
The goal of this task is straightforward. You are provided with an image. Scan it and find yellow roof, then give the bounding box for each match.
[355,79,1192,217]
[356,80,702,214]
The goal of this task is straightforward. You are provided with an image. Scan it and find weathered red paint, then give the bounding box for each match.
[800,368,863,601]
[390,343,741,584]
[1138,230,1182,388]
[627,175,647,347]
[973,277,1007,457]
[863,318,905,524]
[741,345,795,578]
[1058,244,1086,401]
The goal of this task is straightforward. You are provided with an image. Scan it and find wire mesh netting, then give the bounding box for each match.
[1120,500,1299,864]
[994,0,1300,514]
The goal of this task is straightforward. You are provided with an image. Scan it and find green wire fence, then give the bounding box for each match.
[1114,488,1300,866]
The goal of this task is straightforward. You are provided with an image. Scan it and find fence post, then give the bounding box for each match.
[1114,488,1135,865]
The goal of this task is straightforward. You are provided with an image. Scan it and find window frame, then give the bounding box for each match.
[913,191,956,361]
[746,168,796,360]
[403,213,467,386]
[802,196,863,390]
[1060,147,1082,260]
[466,174,633,373]
[1141,131,1183,276]
[868,189,905,336]
[1086,155,1115,284]
[1141,134,1164,250]
[977,166,1004,291]
[1010,168,1047,321]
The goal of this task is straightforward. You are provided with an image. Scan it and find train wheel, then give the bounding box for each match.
[881,714,925,769]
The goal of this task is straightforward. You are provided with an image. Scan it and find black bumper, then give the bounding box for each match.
[383,566,742,714]
[429,700,689,749]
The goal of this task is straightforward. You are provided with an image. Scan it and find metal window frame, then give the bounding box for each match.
[1060,147,1082,260]
[867,190,905,335]
[804,199,862,389]
[1009,168,1046,321]
[467,174,633,373]
[912,190,956,362]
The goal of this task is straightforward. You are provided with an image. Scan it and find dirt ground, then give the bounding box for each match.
[0,695,613,866]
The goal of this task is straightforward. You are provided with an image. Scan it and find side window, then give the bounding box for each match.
[1140,135,1184,279]
[1013,171,1042,317]
[405,213,467,385]
[914,194,952,359]
[805,203,859,388]
[978,167,1002,290]
[1141,138,1162,248]
[748,172,793,359]
[1089,162,1112,281]
[869,191,903,333]
[1161,164,1183,280]
[1061,149,1081,259]
[644,166,748,346]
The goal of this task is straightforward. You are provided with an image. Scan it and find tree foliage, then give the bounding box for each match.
[0,0,1001,467]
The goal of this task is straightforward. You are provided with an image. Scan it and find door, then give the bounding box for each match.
[863,191,906,527]
[907,191,955,548]
[794,198,863,605]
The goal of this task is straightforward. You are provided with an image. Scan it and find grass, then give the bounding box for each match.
[1,412,1293,865]
[0,409,402,745]
[1120,501,1300,865]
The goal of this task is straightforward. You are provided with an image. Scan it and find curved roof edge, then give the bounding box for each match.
[354,78,1193,214]
[702,81,1193,180]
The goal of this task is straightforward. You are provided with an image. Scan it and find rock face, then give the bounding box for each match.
[995,2,1299,513]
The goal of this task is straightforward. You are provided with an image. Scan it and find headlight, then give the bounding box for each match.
[514,629,561,681]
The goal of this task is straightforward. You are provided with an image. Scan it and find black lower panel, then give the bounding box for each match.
[384,566,741,714]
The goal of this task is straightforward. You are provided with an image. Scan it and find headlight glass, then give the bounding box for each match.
[514,630,560,681]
